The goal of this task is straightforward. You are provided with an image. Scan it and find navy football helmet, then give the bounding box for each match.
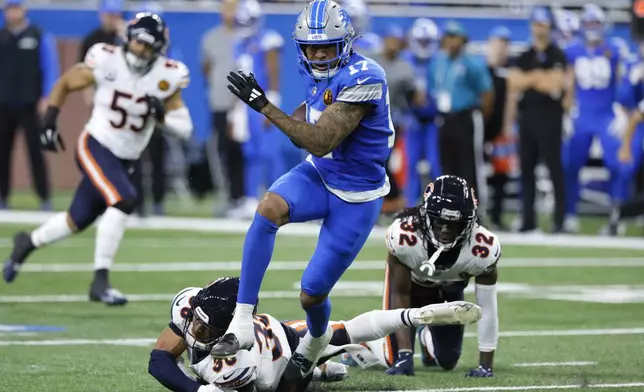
[124,12,168,73]
[183,277,257,351]
[421,175,477,250]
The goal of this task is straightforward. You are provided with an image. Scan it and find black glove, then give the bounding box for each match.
[227,70,269,113]
[39,106,65,152]
[145,95,166,122]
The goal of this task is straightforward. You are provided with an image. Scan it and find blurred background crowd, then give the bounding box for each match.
[1,0,643,235]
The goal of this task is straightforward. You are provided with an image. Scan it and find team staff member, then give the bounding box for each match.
[78,0,124,61]
[508,7,566,233]
[428,20,493,213]
[485,26,515,231]
[0,0,58,210]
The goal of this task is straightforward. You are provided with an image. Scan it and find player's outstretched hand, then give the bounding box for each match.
[385,351,414,376]
[227,70,269,113]
[39,107,65,153]
[145,95,166,122]
[465,365,494,378]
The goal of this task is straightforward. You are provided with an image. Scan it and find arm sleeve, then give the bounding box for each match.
[39,32,60,98]
[148,349,202,392]
[474,284,499,352]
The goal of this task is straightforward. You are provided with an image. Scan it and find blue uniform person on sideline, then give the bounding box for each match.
[211,0,394,388]
[0,0,58,210]
[427,20,493,214]
[401,17,442,206]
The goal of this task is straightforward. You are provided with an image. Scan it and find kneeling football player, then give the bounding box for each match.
[148,276,482,392]
[376,175,500,378]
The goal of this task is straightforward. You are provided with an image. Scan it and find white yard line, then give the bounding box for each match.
[13,258,644,273]
[512,361,597,367]
[389,384,644,392]
[2,210,644,249]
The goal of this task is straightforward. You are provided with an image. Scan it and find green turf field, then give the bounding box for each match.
[1,221,643,392]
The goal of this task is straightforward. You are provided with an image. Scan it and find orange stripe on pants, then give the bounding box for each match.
[76,132,122,206]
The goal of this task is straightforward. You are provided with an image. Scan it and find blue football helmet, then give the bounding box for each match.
[235,0,263,38]
[580,4,606,42]
[408,18,440,60]
[293,0,355,79]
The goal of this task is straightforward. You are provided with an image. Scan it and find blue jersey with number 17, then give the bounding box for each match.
[566,40,620,119]
[304,52,395,201]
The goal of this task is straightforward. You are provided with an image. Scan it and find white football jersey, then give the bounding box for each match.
[83,43,190,160]
[170,288,293,392]
[385,218,501,287]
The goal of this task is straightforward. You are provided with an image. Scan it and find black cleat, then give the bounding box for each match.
[279,352,315,392]
[89,281,128,306]
[211,333,244,358]
[3,232,35,283]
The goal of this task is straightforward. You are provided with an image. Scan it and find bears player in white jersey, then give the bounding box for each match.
[377,175,499,378]
[2,13,192,305]
[212,1,396,389]
[148,277,482,392]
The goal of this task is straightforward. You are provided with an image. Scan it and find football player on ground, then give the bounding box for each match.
[2,13,192,305]
[211,0,396,389]
[378,175,499,378]
[148,277,482,392]
[562,4,627,233]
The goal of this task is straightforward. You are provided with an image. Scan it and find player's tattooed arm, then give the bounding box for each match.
[47,64,96,109]
[261,101,370,157]
[386,253,414,352]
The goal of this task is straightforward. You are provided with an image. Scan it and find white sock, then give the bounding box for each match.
[232,303,255,324]
[296,325,333,362]
[94,207,128,270]
[344,309,420,343]
[31,212,73,248]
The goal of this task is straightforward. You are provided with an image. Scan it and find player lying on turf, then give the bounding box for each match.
[341,175,500,378]
[148,277,482,392]
[2,12,192,306]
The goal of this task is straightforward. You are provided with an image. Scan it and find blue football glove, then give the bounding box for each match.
[465,365,494,378]
[385,351,414,376]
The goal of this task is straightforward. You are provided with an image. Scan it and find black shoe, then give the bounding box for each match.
[88,281,128,306]
[211,333,243,359]
[3,232,35,283]
[280,352,315,392]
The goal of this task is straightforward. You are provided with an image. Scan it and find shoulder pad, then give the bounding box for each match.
[260,29,284,52]
[216,364,258,389]
[169,287,201,332]
[84,43,117,70]
[469,225,501,271]
[337,59,386,104]
[193,350,258,387]
[386,217,422,259]
[160,57,191,93]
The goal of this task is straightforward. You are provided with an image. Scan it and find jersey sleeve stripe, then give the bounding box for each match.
[337,83,383,103]
[168,322,183,337]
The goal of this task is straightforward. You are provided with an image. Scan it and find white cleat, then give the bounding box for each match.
[313,361,349,382]
[414,301,482,326]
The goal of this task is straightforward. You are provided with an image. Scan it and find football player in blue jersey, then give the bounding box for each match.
[212,0,395,388]
[562,4,625,232]
[227,0,286,219]
[401,18,441,207]
[341,0,382,57]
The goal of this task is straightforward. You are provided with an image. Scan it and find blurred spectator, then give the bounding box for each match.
[78,0,124,61]
[401,17,441,207]
[428,20,493,214]
[0,0,58,210]
[227,0,284,219]
[371,24,412,214]
[485,26,515,231]
[201,0,243,216]
[341,0,382,57]
[508,7,566,233]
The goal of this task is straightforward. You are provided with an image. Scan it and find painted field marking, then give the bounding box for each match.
[14,258,644,273]
[512,361,597,367]
[2,210,644,249]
